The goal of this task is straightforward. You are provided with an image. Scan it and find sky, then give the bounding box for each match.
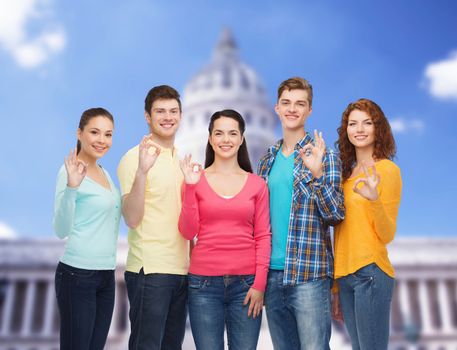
[0,0,456,238]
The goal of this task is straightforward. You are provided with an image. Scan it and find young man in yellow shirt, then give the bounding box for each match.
[118,85,189,350]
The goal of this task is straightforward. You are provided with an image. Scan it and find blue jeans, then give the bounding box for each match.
[188,274,261,350]
[124,269,188,350]
[265,270,331,350]
[338,263,395,350]
[55,262,115,350]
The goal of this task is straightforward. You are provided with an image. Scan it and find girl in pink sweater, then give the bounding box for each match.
[179,109,271,350]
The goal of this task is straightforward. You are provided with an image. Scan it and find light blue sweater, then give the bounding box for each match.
[53,165,121,270]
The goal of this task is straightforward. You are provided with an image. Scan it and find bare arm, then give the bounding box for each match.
[119,135,161,229]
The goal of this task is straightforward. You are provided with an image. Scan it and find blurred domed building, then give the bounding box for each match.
[176,29,276,167]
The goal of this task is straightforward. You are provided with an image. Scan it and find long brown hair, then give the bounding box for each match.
[204,109,253,173]
[336,98,396,181]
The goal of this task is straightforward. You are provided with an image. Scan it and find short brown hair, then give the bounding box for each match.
[144,85,181,114]
[277,77,313,106]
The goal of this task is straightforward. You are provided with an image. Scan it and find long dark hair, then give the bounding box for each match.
[336,98,396,181]
[77,107,114,154]
[204,109,253,173]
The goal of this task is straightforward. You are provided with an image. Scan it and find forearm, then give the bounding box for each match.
[53,187,77,239]
[178,184,199,240]
[122,170,147,229]
[370,199,398,244]
[313,152,345,225]
[253,233,271,292]
[314,181,345,224]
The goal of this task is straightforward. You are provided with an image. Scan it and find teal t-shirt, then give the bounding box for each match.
[268,147,294,270]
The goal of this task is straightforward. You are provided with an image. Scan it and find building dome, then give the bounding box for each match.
[176,29,277,166]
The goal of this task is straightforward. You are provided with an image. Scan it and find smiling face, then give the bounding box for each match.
[145,98,181,143]
[346,109,375,151]
[275,89,312,132]
[208,116,244,160]
[77,116,114,161]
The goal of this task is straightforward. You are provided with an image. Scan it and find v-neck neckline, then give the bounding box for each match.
[202,171,250,201]
[86,166,113,192]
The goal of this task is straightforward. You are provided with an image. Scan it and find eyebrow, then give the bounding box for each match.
[88,127,113,132]
[348,118,372,122]
[213,129,239,132]
[280,98,307,103]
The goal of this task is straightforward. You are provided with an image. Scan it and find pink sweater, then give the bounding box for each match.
[179,172,271,291]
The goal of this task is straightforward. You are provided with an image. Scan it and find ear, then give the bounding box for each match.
[77,128,81,140]
[274,103,280,116]
[144,111,151,124]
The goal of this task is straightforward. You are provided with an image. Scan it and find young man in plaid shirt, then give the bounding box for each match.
[257,77,345,350]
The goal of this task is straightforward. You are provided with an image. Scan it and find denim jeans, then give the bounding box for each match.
[265,270,331,350]
[188,274,261,350]
[338,263,395,350]
[124,269,188,350]
[55,262,115,350]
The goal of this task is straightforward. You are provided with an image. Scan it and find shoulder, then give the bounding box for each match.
[118,145,139,169]
[323,147,341,165]
[249,173,268,190]
[376,159,401,176]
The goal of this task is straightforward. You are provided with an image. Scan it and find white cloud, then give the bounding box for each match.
[0,221,17,239]
[0,0,65,69]
[390,118,425,134]
[424,51,457,100]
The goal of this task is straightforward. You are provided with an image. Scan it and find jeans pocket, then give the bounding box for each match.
[240,274,255,289]
[59,262,96,278]
[188,274,208,291]
[55,269,63,298]
[354,263,375,282]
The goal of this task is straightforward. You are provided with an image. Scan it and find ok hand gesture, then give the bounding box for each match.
[138,135,161,175]
[299,130,326,178]
[64,148,88,188]
[352,162,380,201]
[179,154,202,185]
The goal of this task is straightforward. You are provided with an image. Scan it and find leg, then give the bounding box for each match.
[89,270,115,350]
[55,262,98,350]
[352,264,395,350]
[225,275,261,350]
[188,274,225,350]
[338,275,361,350]
[289,278,332,350]
[161,275,188,350]
[125,270,174,350]
[264,270,300,350]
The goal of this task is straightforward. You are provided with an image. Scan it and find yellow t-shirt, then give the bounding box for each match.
[117,145,189,275]
[334,159,402,279]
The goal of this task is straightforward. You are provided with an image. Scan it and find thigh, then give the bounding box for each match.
[290,278,331,350]
[225,275,261,350]
[90,271,115,350]
[188,274,224,350]
[353,264,395,350]
[125,271,175,350]
[56,262,98,350]
[162,275,188,350]
[264,271,300,350]
[338,276,360,350]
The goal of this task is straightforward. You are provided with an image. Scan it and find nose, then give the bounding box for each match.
[356,123,364,133]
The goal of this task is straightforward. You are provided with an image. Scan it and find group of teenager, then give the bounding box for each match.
[53,77,402,350]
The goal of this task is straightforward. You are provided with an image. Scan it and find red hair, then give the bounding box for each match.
[336,98,396,181]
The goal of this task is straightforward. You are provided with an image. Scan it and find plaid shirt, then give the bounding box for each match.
[257,133,345,285]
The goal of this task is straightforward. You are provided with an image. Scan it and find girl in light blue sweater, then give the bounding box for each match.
[53,108,121,350]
